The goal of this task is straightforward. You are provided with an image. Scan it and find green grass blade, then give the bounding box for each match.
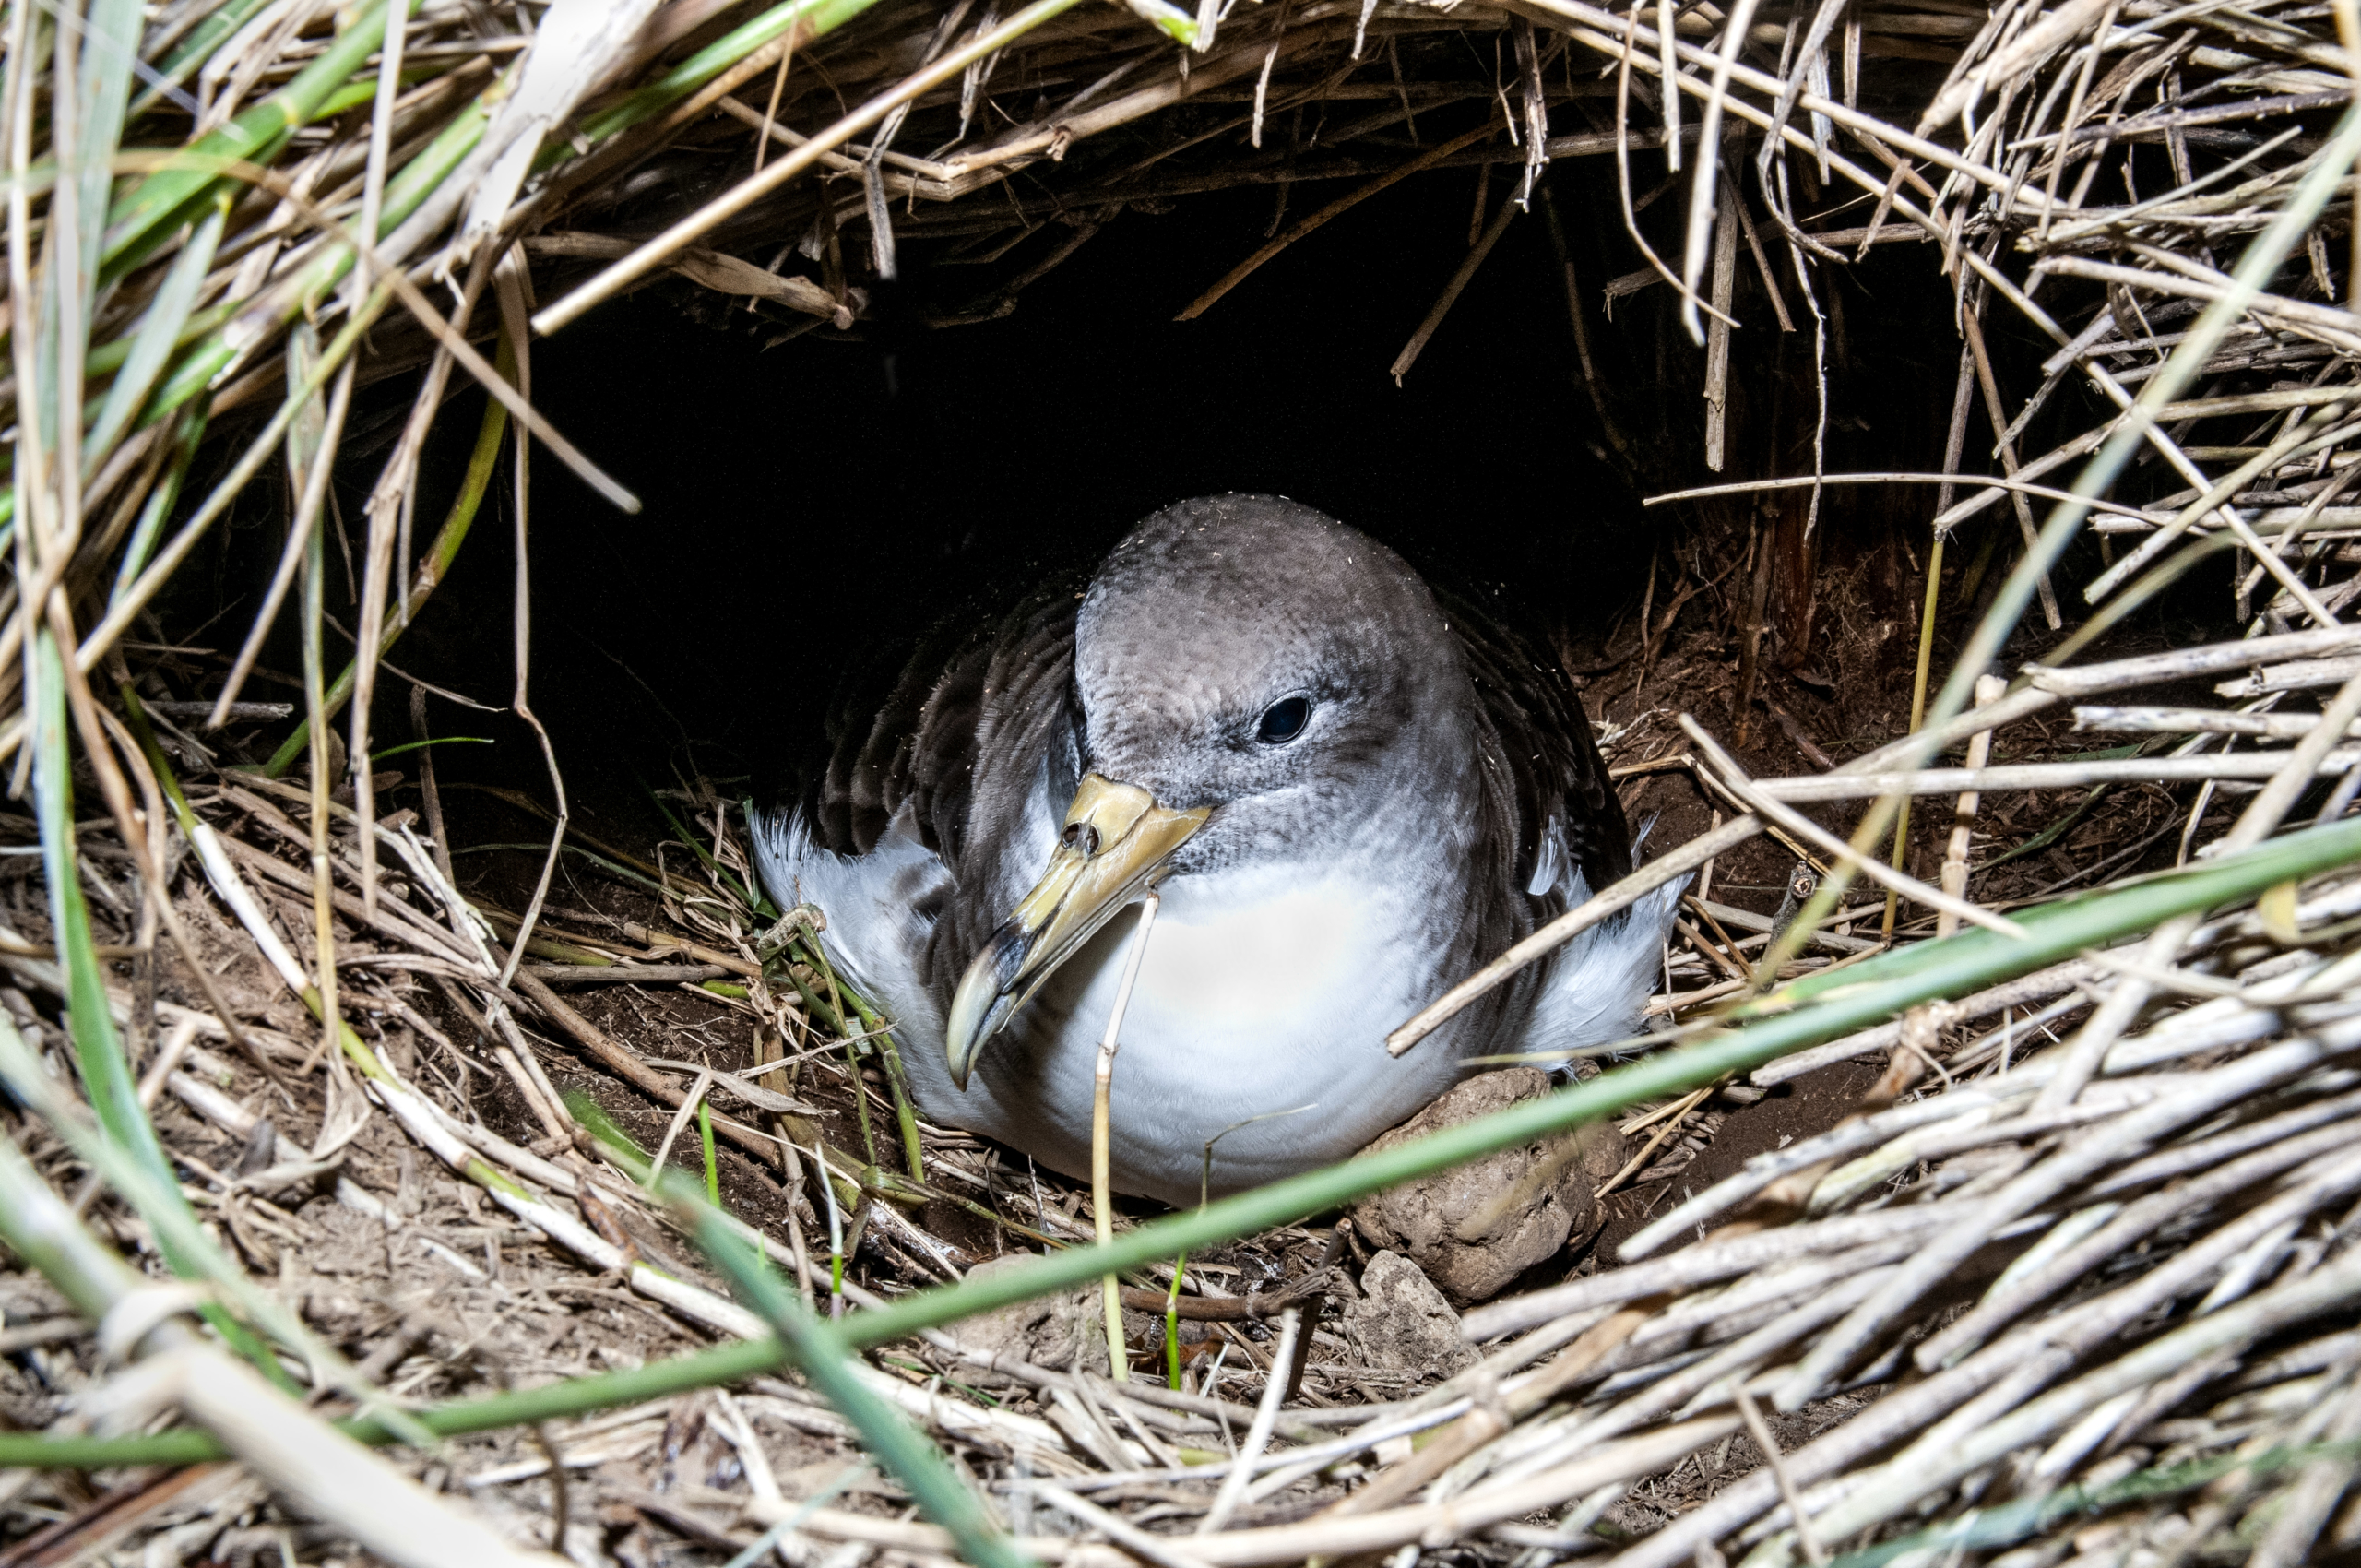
[371,736,492,761]
[566,1093,652,1166]
[263,368,507,775]
[84,192,225,466]
[1165,1256,1185,1389]
[75,0,145,282]
[740,799,784,921]
[131,0,274,117]
[575,0,885,145]
[83,294,237,380]
[0,1104,154,1324]
[297,338,337,1062]
[1121,0,1200,42]
[30,634,169,1191]
[28,0,142,459]
[102,0,411,275]
[699,1099,720,1206]
[109,397,209,606]
[765,921,921,1180]
[95,282,388,655]
[663,1174,1035,1568]
[0,1431,225,1468]
[28,675,321,1396]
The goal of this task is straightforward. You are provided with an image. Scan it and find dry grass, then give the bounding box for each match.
[8,0,2361,1564]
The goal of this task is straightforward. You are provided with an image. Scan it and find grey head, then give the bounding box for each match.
[1074,493,1480,879]
[942,493,1484,1083]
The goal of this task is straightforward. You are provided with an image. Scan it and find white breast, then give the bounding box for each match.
[933,861,1469,1205]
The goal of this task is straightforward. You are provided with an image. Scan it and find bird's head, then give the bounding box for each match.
[944,494,1472,1086]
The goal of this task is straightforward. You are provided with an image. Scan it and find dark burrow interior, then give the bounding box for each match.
[176,148,2151,814]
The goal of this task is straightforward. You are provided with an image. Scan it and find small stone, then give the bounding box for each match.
[1341,1251,1477,1380]
[945,1254,1109,1381]
[1352,1067,1626,1305]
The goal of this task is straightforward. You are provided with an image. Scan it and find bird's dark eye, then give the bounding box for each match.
[1256,695,1312,745]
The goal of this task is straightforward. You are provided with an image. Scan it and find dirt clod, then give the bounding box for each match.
[950,1254,1111,1380]
[1340,1250,1477,1380]
[1351,1068,1626,1305]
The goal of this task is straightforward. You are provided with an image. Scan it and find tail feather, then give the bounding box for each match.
[1523,875,1690,1061]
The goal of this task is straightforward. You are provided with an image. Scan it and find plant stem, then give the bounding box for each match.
[846,987,927,1183]
[1886,526,1944,939]
[700,1099,721,1207]
[1095,895,1160,1382]
[675,1182,1034,1568]
[1167,1253,1186,1390]
[264,375,508,776]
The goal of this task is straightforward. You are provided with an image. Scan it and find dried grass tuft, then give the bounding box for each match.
[7,0,2361,1563]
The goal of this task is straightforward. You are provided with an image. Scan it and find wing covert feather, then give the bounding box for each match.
[799,575,1086,881]
[1440,588,1632,901]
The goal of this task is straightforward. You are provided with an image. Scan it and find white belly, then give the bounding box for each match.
[917,864,1470,1205]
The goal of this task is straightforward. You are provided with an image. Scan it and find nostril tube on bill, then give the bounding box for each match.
[1061,821,1101,856]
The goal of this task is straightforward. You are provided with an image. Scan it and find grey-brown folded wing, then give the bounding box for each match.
[1441,588,1632,904]
[794,575,1086,994]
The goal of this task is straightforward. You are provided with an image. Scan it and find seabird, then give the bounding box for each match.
[754,495,1683,1206]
